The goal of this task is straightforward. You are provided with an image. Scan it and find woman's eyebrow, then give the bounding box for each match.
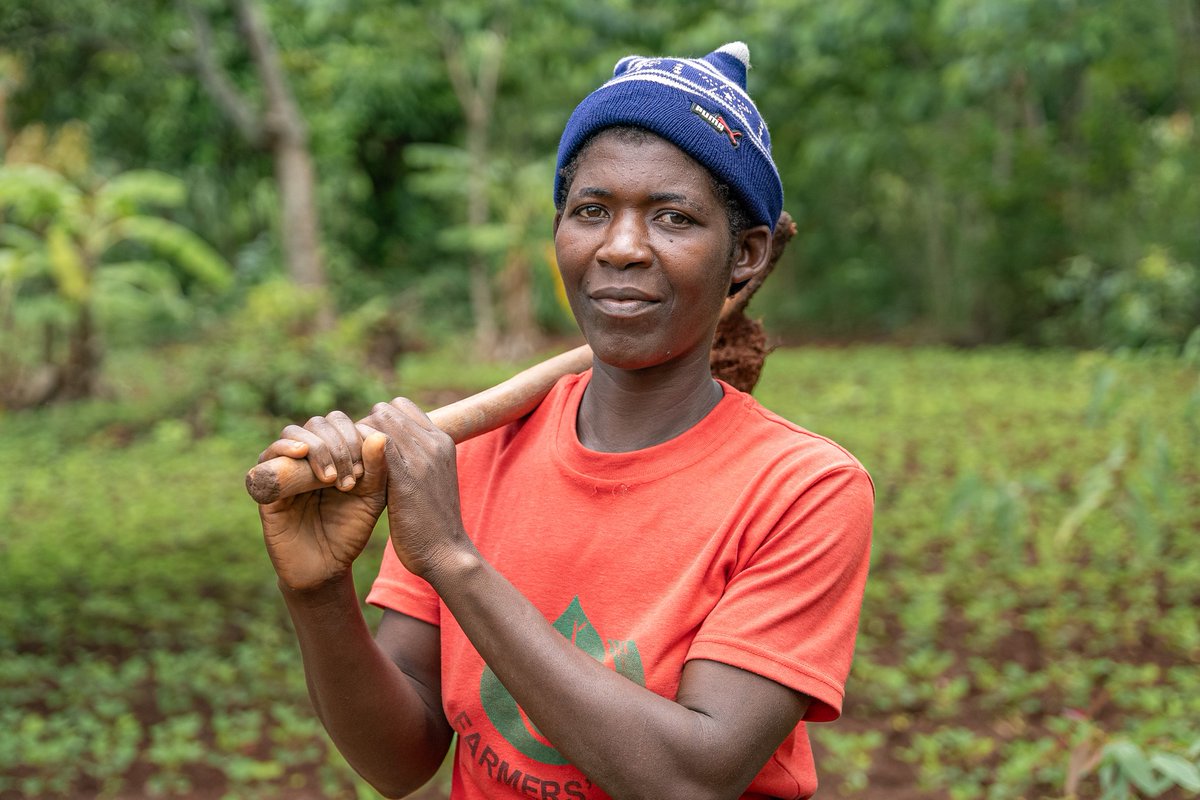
[571,187,703,213]
[648,191,703,211]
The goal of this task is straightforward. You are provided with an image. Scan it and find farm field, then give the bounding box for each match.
[1,344,1197,799]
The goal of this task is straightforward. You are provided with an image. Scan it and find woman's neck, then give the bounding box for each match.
[575,348,723,453]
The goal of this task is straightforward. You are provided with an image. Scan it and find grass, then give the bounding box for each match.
[1,343,1197,798]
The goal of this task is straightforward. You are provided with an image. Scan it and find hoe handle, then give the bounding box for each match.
[245,344,594,504]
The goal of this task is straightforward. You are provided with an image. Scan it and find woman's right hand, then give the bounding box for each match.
[256,411,389,592]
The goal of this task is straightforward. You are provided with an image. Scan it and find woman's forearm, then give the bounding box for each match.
[280,574,452,797]
[423,549,804,800]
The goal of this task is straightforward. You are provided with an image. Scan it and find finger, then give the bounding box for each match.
[356,432,388,493]
[388,397,439,433]
[327,410,365,482]
[280,424,338,483]
[355,422,381,440]
[364,401,422,441]
[390,397,456,460]
[359,423,409,494]
[354,422,385,460]
[257,438,309,464]
[304,415,357,490]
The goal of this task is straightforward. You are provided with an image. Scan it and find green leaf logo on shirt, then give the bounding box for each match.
[479,596,646,764]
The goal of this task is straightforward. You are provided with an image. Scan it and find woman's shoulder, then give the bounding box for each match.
[455,370,585,458]
[718,383,869,483]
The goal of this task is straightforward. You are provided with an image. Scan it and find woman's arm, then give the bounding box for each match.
[429,551,809,800]
[280,578,452,798]
[255,420,452,797]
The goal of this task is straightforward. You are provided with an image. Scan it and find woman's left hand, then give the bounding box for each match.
[361,398,474,578]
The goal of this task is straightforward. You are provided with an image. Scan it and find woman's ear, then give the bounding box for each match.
[730,224,773,289]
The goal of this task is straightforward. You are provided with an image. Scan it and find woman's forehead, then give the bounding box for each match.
[577,128,697,167]
[571,131,716,198]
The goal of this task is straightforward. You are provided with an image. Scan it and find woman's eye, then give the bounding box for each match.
[658,211,692,226]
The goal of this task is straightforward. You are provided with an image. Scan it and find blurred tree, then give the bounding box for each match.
[493,156,561,356]
[179,0,330,325]
[0,51,21,147]
[744,0,1198,344]
[0,0,1195,350]
[405,142,560,358]
[436,11,506,357]
[0,124,230,405]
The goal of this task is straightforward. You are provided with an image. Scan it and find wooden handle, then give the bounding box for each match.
[245,344,594,504]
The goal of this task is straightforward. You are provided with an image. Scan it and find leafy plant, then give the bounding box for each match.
[0,127,230,406]
[810,729,884,794]
[1097,739,1200,799]
[1042,249,1200,350]
[187,278,391,432]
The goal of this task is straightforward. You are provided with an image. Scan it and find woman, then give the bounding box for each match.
[256,42,873,800]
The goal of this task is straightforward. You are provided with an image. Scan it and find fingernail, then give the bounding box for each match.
[340,476,356,490]
[324,466,337,481]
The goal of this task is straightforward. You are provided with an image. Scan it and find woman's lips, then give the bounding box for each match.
[592,297,657,316]
[589,287,660,317]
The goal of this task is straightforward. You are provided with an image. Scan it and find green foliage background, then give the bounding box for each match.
[1,0,1197,348]
[1,1,1199,798]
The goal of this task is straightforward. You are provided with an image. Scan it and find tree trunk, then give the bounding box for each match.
[184,0,332,327]
[441,23,505,358]
[1174,0,1200,110]
[234,0,329,318]
[62,303,98,401]
[465,126,499,357]
[496,249,540,360]
[273,137,325,291]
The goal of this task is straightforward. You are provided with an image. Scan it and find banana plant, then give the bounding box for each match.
[0,163,231,404]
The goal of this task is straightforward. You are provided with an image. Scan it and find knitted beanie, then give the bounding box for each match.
[554,42,783,231]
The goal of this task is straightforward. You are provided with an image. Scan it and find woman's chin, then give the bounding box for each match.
[586,338,708,375]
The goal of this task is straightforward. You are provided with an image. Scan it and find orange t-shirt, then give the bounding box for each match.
[367,371,873,799]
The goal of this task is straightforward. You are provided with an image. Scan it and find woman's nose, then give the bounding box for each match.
[596,212,651,269]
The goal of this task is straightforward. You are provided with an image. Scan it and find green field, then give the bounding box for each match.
[2,345,1198,799]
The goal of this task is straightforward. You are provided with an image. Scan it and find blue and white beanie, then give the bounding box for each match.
[555,42,783,231]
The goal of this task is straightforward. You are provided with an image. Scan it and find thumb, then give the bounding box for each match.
[356,429,389,494]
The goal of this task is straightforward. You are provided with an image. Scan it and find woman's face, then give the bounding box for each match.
[554,131,758,372]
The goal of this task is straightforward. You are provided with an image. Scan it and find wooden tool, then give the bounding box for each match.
[245,345,593,504]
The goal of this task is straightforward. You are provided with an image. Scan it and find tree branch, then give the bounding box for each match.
[438,27,481,125]
[232,0,306,144]
[438,21,506,129]
[179,0,264,146]
[475,26,506,123]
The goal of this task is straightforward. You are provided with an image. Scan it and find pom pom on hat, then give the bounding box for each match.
[555,42,783,231]
[705,41,751,86]
[715,41,751,67]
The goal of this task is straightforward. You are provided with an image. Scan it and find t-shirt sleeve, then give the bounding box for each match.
[686,465,874,722]
[365,539,441,626]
